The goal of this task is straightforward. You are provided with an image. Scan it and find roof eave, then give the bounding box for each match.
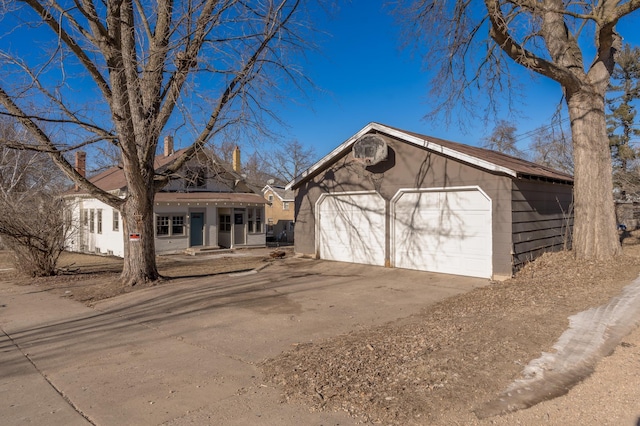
[286,122,518,190]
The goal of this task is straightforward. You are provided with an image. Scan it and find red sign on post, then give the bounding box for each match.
[129,233,141,242]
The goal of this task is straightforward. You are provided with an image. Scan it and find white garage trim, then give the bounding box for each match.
[316,191,386,266]
[391,186,493,278]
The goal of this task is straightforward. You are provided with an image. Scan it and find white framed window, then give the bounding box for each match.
[171,215,185,235]
[156,216,169,236]
[97,209,103,234]
[113,210,119,231]
[247,207,262,233]
[283,201,290,210]
[156,214,185,236]
[268,194,273,202]
[90,209,95,233]
[256,208,262,233]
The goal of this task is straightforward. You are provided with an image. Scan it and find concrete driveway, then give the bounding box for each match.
[0,258,488,425]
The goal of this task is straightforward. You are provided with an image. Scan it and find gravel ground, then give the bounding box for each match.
[262,242,640,425]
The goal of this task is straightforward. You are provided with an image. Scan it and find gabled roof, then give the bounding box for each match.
[287,122,574,190]
[262,184,294,201]
[70,147,191,193]
[68,147,250,195]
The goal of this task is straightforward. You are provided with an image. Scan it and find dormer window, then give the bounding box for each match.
[186,167,206,189]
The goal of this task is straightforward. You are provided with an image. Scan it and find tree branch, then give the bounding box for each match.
[484,0,583,91]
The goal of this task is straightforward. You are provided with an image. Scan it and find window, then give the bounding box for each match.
[283,201,290,210]
[185,167,206,189]
[172,215,185,235]
[156,216,169,236]
[113,210,120,231]
[219,215,231,232]
[97,209,102,234]
[90,209,95,233]
[82,209,88,226]
[247,207,262,233]
[268,194,273,202]
[156,215,185,236]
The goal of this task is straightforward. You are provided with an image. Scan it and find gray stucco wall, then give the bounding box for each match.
[511,179,574,270]
[294,133,515,278]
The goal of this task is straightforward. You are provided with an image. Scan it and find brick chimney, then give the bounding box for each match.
[164,135,174,157]
[232,146,241,172]
[75,151,86,191]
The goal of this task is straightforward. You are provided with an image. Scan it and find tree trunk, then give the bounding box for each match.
[120,185,160,286]
[568,87,621,260]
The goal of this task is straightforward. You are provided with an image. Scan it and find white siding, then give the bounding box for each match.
[68,197,124,257]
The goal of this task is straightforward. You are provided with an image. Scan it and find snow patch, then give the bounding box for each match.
[476,275,640,419]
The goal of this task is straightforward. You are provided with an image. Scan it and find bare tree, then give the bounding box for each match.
[0,119,71,276]
[482,120,522,157]
[529,125,574,175]
[0,0,315,285]
[400,0,640,260]
[0,193,71,277]
[266,139,317,183]
[210,139,316,186]
[244,151,278,185]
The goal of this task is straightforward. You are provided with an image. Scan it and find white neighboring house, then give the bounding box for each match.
[64,139,266,257]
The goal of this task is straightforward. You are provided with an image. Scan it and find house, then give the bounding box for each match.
[65,138,266,257]
[287,122,574,280]
[262,184,295,243]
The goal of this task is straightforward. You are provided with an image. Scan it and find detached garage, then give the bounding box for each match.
[288,123,573,280]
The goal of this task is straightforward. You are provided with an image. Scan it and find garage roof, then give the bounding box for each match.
[287,122,574,190]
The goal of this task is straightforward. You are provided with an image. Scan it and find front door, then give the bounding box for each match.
[190,212,204,246]
[233,209,245,245]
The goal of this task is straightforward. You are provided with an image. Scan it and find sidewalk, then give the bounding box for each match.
[0,271,353,425]
[0,283,92,425]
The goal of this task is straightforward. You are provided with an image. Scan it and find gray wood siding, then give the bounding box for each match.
[511,180,573,270]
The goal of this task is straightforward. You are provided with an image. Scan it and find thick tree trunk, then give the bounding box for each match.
[120,184,160,286]
[568,87,621,260]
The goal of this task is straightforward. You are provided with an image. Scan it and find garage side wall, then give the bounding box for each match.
[294,133,514,277]
[511,179,574,271]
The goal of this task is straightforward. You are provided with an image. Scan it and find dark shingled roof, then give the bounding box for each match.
[68,147,191,194]
[396,126,574,183]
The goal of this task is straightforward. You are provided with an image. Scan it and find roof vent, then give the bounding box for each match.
[352,134,388,166]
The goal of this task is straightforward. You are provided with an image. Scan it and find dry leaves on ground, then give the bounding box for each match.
[0,250,277,306]
[262,244,640,425]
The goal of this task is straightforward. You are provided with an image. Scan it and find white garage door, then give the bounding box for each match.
[393,189,492,278]
[318,193,386,266]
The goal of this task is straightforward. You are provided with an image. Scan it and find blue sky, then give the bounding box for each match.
[272,1,640,159]
[2,2,639,165]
